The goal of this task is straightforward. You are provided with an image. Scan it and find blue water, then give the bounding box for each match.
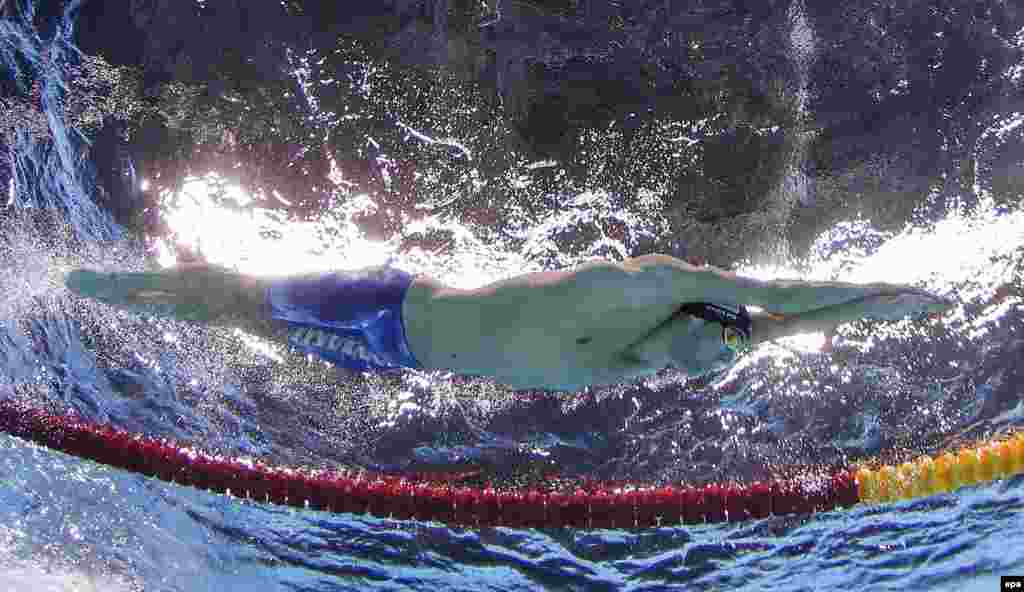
[1,2,1023,591]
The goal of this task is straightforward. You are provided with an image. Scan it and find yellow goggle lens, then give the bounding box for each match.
[723,327,746,350]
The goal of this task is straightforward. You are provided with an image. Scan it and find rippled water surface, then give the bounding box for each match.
[1,1,1023,590]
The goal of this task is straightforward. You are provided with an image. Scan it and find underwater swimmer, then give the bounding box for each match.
[65,254,953,391]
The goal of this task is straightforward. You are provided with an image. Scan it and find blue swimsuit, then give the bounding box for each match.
[265,266,422,371]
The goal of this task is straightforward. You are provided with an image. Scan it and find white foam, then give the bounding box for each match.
[0,566,135,592]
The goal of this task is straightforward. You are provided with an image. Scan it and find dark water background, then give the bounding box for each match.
[0,0,1023,590]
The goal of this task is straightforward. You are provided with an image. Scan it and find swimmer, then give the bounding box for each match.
[65,254,953,391]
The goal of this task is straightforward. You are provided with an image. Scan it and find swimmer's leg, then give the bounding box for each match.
[65,264,275,335]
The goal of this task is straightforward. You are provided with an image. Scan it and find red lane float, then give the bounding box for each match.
[0,398,860,527]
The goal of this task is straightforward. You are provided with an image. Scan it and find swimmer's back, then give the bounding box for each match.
[402,264,680,390]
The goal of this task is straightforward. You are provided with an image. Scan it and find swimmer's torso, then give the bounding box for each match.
[403,266,729,390]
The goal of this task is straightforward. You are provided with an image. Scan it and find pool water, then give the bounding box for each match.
[1,1,1023,590]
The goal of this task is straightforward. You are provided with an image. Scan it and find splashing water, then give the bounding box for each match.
[0,1,1023,590]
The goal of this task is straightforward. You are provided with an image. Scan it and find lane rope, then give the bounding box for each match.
[0,397,1018,528]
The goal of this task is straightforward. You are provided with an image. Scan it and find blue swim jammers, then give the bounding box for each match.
[265,266,422,371]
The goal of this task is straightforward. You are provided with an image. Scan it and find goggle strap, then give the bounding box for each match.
[677,302,752,343]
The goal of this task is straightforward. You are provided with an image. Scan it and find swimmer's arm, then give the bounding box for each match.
[747,293,949,345]
[621,254,915,315]
[746,304,859,345]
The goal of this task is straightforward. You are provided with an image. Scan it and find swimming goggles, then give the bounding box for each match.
[722,325,748,352]
[675,302,753,353]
